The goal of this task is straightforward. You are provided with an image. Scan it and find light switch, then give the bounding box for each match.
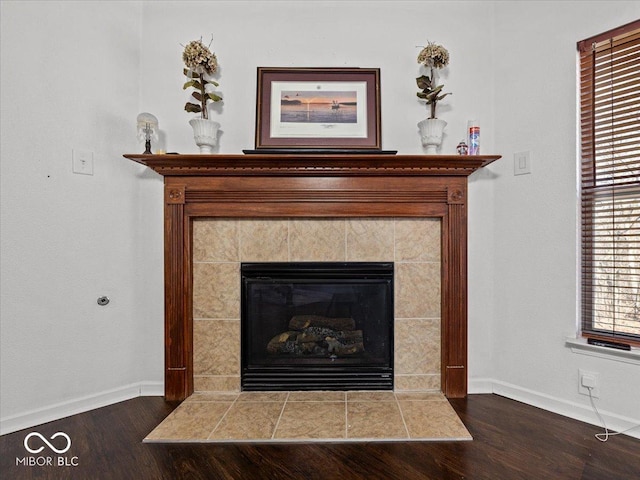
[514,151,531,176]
[73,149,94,175]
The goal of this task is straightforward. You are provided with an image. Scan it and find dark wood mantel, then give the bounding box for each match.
[125,153,499,177]
[124,153,500,401]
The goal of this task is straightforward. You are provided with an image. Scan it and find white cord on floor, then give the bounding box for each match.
[586,386,640,442]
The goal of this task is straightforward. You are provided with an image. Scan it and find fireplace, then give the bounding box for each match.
[123,152,501,400]
[241,262,394,390]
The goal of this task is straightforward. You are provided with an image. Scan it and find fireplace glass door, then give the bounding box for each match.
[241,262,394,390]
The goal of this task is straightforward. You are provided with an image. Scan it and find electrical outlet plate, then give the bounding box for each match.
[72,149,94,175]
[578,369,600,398]
[514,151,531,176]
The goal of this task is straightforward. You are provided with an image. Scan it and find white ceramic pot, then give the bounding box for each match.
[189,118,220,154]
[417,118,447,154]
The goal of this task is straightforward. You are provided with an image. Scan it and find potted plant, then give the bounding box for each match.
[183,37,222,153]
[416,41,451,153]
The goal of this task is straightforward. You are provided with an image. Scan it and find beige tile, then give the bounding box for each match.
[287,391,345,402]
[209,401,284,440]
[146,390,471,442]
[394,374,441,392]
[239,219,289,261]
[236,392,289,402]
[395,392,446,402]
[193,219,239,262]
[347,401,408,439]
[346,391,396,402]
[395,319,440,375]
[398,400,471,439]
[192,262,239,318]
[395,219,441,262]
[186,216,448,418]
[193,375,240,392]
[274,401,346,439]
[289,220,346,261]
[395,262,441,318]
[145,402,232,441]
[346,219,394,261]
[183,392,239,403]
[193,320,240,375]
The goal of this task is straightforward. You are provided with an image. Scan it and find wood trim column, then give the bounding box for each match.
[442,185,468,397]
[164,184,192,401]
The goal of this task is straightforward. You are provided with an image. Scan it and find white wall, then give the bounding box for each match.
[488,1,640,436]
[1,0,638,437]
[0,1,164,434]
[139,0,495,155]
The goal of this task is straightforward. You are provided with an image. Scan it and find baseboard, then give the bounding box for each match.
[468,378,640,440]
[467,378,494,394]
[4,379,638,440]
[139,381,165,396]
[0,381,164,436]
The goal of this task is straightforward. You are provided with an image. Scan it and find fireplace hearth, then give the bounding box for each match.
[241,262,394,390]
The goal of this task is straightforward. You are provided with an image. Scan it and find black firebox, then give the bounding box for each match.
[241,262,394,391]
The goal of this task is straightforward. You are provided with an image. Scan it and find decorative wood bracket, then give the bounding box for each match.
[166,185,186,205]
[447,186,465,204]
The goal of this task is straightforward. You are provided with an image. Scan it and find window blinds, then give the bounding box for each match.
[578,20,640,344]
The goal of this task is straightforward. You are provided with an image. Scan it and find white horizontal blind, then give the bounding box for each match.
[579,20,640,344]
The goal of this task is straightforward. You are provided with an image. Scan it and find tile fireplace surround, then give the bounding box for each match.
[192,217,441,392]
[124,153,500,402]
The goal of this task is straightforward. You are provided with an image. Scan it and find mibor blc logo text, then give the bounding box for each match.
[16,431,79,467]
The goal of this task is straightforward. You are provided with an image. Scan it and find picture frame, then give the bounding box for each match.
[254,67,381,150]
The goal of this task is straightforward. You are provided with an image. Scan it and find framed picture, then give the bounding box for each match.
[254,67,381,150]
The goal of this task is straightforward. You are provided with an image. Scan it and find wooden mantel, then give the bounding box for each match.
[125,153,499,177]
[124,153,501,401]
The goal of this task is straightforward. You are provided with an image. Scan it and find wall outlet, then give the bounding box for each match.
[72,149,94,175]
[578,369,599,398]
[514,151,531,176]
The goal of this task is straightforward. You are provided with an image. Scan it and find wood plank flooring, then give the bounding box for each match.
[1,394,638,479]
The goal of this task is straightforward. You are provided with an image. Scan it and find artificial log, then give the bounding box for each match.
[266,324,364,356]
[289,315,356,331]
[325,337,365,355]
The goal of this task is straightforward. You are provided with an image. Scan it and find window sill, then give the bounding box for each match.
[565,337,640,365]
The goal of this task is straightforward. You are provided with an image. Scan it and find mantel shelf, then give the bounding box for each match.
[123,153,501,177]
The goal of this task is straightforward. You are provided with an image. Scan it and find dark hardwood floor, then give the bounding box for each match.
[1,394,638,479]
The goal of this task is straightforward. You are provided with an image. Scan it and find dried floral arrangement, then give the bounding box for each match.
[416,42,451,119]
[182,37,222,119]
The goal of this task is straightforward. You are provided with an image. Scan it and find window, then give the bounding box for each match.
[578,20,640,345]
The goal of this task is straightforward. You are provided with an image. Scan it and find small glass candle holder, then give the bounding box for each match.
[136,113,159,154]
